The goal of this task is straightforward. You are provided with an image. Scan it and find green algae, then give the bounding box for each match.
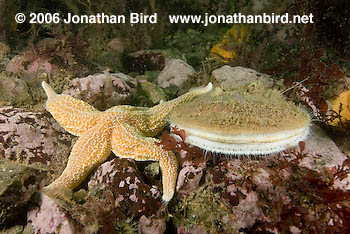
[163,28,223,68]
[172,184,237,234]
[0,72,32,107]
[144,162,160,177]
[0,159,47,227]
[140,81,167,105]
[0,70,74,110]
[72,189,88,204]
[115,218,137,234]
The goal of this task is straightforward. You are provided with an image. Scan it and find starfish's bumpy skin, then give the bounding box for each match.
[42,81,212,202]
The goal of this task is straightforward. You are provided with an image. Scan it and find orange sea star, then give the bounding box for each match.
[42,81,212,201]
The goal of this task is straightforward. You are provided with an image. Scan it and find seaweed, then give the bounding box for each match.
[166,136,350,233]
[157,128,204,166]
[250,144,350,233]
[284,48,346,120]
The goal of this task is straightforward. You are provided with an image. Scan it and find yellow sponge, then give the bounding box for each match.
[210,25,249,63]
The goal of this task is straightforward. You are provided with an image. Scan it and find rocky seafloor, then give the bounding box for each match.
[0,61,350,233]
[1,0,350,233]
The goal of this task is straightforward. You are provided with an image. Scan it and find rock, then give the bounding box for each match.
[27,193,76,234]
[88,158,162,218]
[198,124,350,232]
[0,106,72,164]
[177,225,207,234]
[211,66,276,91]
[108,37,125,53]
[5,37,89,76]
[63,72,137,110]
[138,215,166,234]
[176,160,206,197]
[157,59,195,90]
[171,121,350,232]
[144,70,161,82]
[0,41,9,59]
[139,81,167,104]
[0,72,31,106]
[0,159,47,226]
[207,160,267,230]
[223,186,264,229]
[298,125,350,191]
[332,163,350,191]
[6,53,56,74]
[124,50,165,73]
[250,0,270,12]
[94,51,123,71]
[23,224,35,234]
[6,54,27,73]
[0,225,25,234]
[300,125,347,170]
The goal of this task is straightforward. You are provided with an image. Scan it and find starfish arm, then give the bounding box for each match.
[111,121,178,202]
[42,81,100,136]
[144,83,213,135]
[44,122,112,192]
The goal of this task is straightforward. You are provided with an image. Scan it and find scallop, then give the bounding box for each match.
[169,84,310,155]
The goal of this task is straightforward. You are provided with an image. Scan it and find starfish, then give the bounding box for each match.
[41,81,212,202]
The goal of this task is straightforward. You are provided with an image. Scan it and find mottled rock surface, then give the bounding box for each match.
[207,159,267,230]
[301,125,347,170]
[212,65,276,90]
[88,158,162,218]
[157,59,195,90]
[172,121,350,233]
[6,53,56,74]
[108,37,125,54]
[177,224,207,234]
[6,37,89,76]
[299,125,350,192]
[27,193,75,234]
[0,106,72,164]
[125,50,165,72]
[176,160,206,198]
[63,72,137,110]
[0,41,9,59]
[138,215,166,234]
